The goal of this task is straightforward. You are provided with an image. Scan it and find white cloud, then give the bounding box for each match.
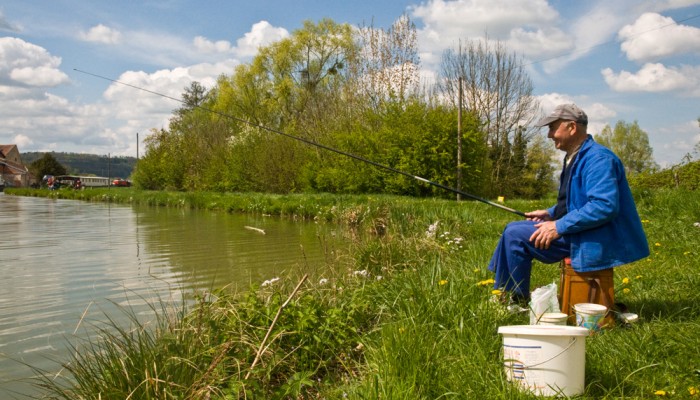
[193,21,288,58]
[536,93,617,135]
[508,27,573,60]
[80,24,122,44]
[194,36,233,53]
[14,134,33,148]
[409,0,560,71]
[411,0,557,38]
[73,21,287,69]
[10,65,69,87]
[602,63,700,95]
[100,61,239,148]
[619,13,700,61]
[234,21,289,58]
[0,37,69,87]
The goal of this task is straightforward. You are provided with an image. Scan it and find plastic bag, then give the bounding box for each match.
[529,282,560,324]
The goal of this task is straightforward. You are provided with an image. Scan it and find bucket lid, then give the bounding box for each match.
[573,303,608,313]
[620,312,639,323]
[498,325,589,336]
[540,312,568,320]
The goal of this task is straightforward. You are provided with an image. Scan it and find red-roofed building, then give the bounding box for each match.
[0,145,32,188]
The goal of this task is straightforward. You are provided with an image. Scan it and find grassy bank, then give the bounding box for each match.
[7,188,700,399]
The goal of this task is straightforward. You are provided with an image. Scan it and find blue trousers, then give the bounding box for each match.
[488,220,570,299]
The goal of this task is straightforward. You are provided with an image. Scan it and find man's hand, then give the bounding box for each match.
[525,209,552,222]
[529,221,561,249]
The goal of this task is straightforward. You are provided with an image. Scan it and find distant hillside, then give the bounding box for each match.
[21,152,137,179]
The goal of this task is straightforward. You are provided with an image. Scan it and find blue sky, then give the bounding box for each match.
[1,0,699,167]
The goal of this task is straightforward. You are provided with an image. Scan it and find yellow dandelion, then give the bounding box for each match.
[439,279,448,286]
[477,278,495,286]
[622,277,630,284]
[492,289,503,296]
[689,387,698,396]
[685,251,691,256]
[654,390,667,396]
[655,242,662,247]
[623,288,631,294]
[473,268,480,273]
[641,219,650,223]
[636,275,642,279]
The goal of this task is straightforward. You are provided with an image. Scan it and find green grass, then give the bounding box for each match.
[7,187,700,399]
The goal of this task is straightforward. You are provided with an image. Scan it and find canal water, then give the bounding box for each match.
[0,193,344,398]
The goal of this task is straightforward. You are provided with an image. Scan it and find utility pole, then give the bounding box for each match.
[136,132,139,160]
[457,76,463,201]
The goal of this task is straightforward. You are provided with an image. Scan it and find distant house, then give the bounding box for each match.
[0,145,32,187]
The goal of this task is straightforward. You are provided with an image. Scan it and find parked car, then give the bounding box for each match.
[112,178,131,187]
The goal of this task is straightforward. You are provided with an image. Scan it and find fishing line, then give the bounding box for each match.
[74,68,525,217]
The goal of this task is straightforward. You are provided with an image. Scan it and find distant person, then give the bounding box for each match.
[488,103,649,305]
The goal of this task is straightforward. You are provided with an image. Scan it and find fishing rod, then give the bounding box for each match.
[74,68,526,217]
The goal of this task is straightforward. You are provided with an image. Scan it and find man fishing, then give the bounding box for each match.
[488,103,649,306]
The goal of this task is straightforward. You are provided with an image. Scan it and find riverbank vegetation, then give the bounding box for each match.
[128,17,559,200]
[8,185,700,399]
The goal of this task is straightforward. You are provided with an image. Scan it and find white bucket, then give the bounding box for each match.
[498,325,589,397]
[574,303,608,332]
[537,312,569,326]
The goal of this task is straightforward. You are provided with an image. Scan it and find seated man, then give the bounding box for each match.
[488,103,649,305]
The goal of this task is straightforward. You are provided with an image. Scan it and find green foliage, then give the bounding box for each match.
[131,128,187,190]
[305,100,488,198]
[516,134,557,198]
[630,160,700,190]
[28,152,67,178]
[595,120,658,175]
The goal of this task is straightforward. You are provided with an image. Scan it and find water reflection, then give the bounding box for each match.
[0,194,342,397]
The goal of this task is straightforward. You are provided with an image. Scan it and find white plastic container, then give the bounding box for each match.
[537,312,569,326]
[574,303,608,332]
[498,325,590,396]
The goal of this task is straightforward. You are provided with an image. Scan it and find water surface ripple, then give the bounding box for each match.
[0,194,339,397]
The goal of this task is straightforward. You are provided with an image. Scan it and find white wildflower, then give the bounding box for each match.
[426,221,439,238]
[261,277,280,287]
[376,275,383,281]
[353,269,369,277]
[319,278,329,285]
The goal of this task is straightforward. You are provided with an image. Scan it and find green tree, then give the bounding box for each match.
[132,128,186,190]
[437,37,540,197]
[306,100,487,198]
[595,120,658,175]
[207,19,359,193]
[692,117,700,161]
[518,134,557,198]
[29,153,67,179]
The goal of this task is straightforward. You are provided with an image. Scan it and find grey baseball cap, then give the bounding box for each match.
[536,103,588,127]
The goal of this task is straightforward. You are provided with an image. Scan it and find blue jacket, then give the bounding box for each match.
[548,135,649,272]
